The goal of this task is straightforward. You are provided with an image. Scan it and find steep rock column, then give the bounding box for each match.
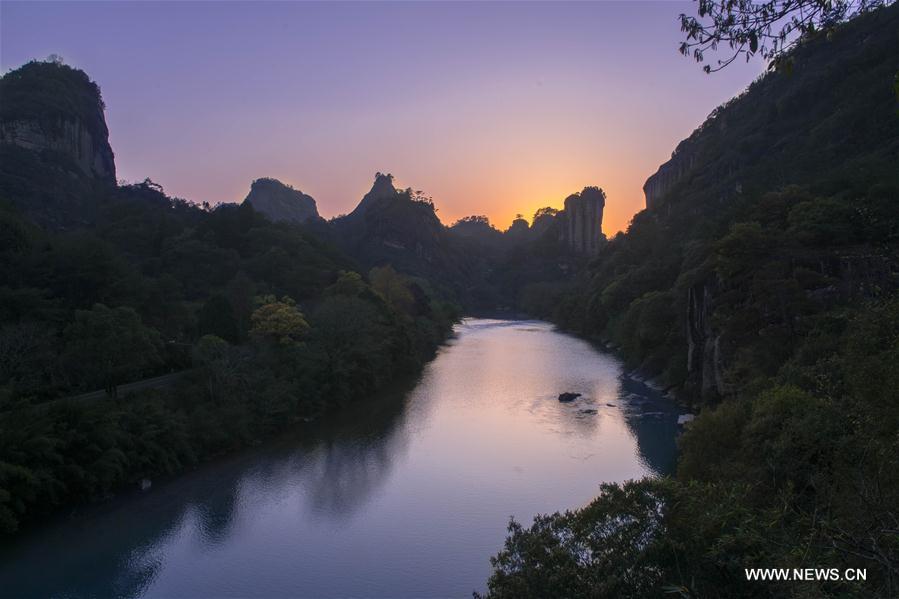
[686,279,726,400]
[560,187,605,255]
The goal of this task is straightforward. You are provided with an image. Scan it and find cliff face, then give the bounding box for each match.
[644,3,899,217]
[0,60,118,228]
[0,61,116,185]
[242,178,320,224]
[0,118,115,183]
[642,141,698,211]
[685,279,726,400]
[559,187,605,255]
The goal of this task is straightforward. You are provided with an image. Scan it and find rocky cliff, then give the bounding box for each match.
[642,141,698,211]
[559,186,605,255]
[685,278,726,399]
[0,60,115,184]
[242,178,321,224]
[0,60,119,228]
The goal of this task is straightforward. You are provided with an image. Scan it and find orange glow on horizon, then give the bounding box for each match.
[373,157,655,236]
[5,1,766,239]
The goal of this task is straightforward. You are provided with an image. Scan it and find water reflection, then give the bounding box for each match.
[0,319,681,598]
[617,377,681,475]
[296,388,416,519]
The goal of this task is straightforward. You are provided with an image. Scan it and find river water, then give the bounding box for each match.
[0,319,682,598]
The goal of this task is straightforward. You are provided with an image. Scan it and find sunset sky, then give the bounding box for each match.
[1,1,763,233]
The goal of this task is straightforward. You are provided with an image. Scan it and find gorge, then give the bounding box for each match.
[1,2,898,597]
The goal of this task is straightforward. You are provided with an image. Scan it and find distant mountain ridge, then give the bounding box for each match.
[0,58,609,311]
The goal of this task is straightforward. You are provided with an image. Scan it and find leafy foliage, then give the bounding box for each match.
[680,0,895,72]
[0,59,108,138]
[249,295,309,345]
[62,304,162,394]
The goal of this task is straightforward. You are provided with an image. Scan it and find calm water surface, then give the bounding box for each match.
[0,319,682,598]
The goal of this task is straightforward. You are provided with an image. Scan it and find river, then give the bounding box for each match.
[0,319,682,598]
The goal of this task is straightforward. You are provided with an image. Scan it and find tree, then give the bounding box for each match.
[454,215,491,226]
[63,304,162,397]
[197,295,239,342]
[680,0,893,72]
[249,295,309,345]
[307,296,393,403]
[0,322,55,393]
[530,208,560,236]
[325,270,367,297]
[192,334,237,402]
[408,189,434,207]
[369,265,414,314]
[480,480,674,598]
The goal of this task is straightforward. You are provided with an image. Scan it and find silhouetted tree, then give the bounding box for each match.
[680,0,893,71]
[197,295,239,342]
[63,304,162,396]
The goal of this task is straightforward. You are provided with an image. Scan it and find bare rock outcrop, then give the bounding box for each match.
[643,141,698,211]
[559,186,606,255]
[1,118,115,183]
[0,60,116,185]
[685,279,727,400]
[242,178,321,224]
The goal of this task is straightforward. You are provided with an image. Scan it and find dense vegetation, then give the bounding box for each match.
[0,58,108,140]
[482,4,899,597]
[0,173,458,534]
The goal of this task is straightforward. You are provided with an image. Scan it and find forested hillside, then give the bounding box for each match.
[547,5,898,400]
[482,4,899,597]
[0,62,458,535]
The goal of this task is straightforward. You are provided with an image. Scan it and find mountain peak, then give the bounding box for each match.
[242,177,320,224]
[348,172,399,218]
[0,59,116,184]
[370,172,396,196]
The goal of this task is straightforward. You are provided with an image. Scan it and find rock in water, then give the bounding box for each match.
[558,392,581,402]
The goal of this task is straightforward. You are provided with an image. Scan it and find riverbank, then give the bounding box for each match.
[0,318,681,598]
[0,303,459,539]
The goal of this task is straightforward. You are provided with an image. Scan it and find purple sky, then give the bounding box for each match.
[1,1,763,232]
